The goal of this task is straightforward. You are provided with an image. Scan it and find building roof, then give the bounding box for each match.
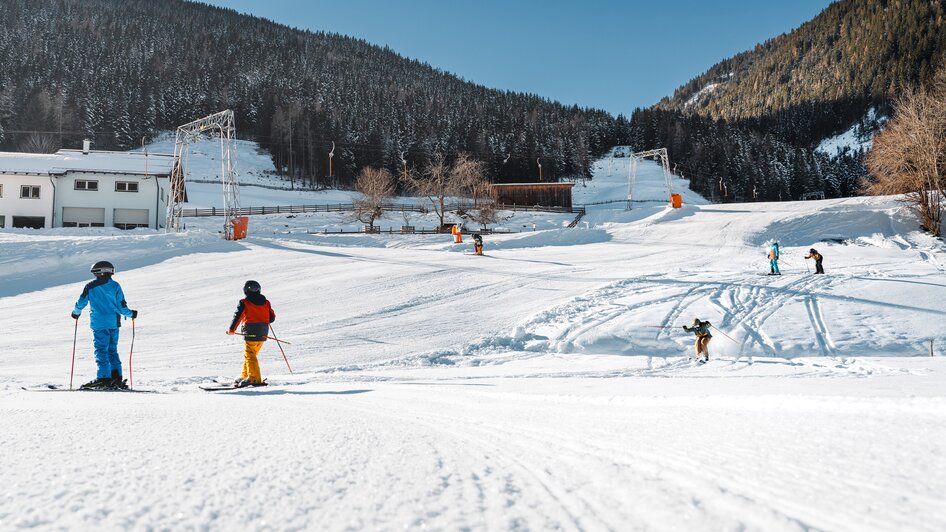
[0,149,175,177]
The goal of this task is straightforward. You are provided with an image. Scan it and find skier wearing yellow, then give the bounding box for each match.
[226,280,276,387]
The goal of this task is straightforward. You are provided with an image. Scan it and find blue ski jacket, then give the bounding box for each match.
[73,277,135,330]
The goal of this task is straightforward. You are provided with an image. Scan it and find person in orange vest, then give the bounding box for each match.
[452,225,463,243]
[767,241,781,275]
[226,280,276,387]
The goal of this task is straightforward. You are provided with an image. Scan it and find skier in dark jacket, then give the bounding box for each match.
[472,233,484,255]
[71,261,137,389]
[805,248,825,274]
[682,318,712,363]
[227,280,276,387]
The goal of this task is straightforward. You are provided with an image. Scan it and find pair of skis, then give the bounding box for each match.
[21,384,156,393]
[199,379,269,392]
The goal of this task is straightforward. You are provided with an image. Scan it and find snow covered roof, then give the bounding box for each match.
[0,149,175,177]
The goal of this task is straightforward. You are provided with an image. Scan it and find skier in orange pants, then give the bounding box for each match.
[227,280,276,387]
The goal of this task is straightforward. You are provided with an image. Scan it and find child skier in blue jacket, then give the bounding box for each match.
[71,261,137,389]
[767,242,781,275]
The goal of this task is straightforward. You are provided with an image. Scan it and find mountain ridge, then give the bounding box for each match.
[0,0,626,185]
[629,0,946,202]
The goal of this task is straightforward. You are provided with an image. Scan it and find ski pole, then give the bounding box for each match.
[804,257,811,274]
[710,325,738,344]
[69,317,78,390]
[232,332,291,345]
[269,325,294,374]
[128,318,136,389]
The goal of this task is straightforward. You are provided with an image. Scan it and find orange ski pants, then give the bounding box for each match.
[241,341,264,383]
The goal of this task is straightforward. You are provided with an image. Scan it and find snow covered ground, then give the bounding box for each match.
[1,147,945,531]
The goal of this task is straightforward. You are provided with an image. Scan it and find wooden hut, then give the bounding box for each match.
[489,183,575,209]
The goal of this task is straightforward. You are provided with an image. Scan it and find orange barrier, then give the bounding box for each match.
[229,216,249,240]
[670,194,682,209]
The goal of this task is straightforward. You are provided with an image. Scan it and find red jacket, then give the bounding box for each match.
[229,293,276,340]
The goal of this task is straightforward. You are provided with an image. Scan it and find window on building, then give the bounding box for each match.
[62,221,105,228]
[0,184,4,197]
[0,215,5,228]
[75,180,99,191]
[20,185,40,199]
[115,181,139,193]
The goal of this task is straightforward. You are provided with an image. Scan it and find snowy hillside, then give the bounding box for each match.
[816,107,883,156]
[1,150,945,531]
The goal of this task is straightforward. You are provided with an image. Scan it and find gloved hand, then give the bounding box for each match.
[226,330,235,336]
[131,310,138,319]
[71,313,80,320]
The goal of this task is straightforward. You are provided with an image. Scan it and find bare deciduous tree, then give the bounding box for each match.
[402,153,455,229]
[452,153,487,206]
[354,166,395,229]
[865,68,946,237]
[18,133,58,153]
[467,199,501,229]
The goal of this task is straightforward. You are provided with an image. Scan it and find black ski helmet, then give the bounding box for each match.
[243,280,261,295]
[91,261,115,276]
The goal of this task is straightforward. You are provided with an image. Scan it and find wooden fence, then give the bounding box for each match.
[181,202,581,217]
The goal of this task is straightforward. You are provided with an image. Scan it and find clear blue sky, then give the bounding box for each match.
[200,0,834,117]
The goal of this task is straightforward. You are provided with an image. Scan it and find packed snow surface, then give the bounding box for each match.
[1,148,945,531]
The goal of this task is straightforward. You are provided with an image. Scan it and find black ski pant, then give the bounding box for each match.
[815,259,824,274]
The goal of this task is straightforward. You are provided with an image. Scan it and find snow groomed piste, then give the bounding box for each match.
[1,146,944,530]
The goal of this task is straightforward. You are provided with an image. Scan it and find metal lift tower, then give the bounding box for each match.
[627,148,673,210]
[166,110,240,238]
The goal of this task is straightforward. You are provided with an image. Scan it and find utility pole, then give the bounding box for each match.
[288,112,294,190]
[328,141,335,181]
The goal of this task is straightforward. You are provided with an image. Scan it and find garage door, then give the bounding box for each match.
[113,208,149,229]
[62,207,105,227]
[12,216,46,229]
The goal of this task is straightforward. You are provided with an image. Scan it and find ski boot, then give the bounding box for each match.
[234,378,268,388]
[79,377,112,390]
[108,370,129,390]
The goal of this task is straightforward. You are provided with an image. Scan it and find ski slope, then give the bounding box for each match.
[1,148,945,531]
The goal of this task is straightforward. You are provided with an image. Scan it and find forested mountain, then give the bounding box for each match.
[632,0,946,201]
[0,0,626,186]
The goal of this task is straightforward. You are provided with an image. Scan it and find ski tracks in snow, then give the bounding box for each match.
[458,271,854,369]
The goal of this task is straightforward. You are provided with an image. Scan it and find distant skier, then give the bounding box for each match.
[805,248,825,274]
[767,241,781,275]
[227,280,276,387]
[473,233,484,255]
[682,318,712,363]
[70,261,137,389]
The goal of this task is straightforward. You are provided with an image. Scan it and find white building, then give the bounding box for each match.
[0,145,175,229]
[0,155,55,229]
